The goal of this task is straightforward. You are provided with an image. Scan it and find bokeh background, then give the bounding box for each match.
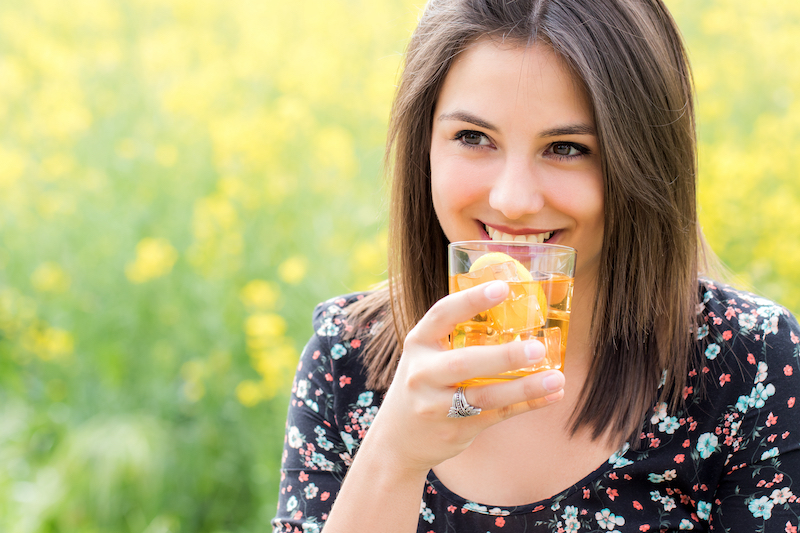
[0,0,797,531]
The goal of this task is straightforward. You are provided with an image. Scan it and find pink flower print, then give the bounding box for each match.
[747,353,756,365]
[719,373,731,386]
[495,517,506,527]
[722,330,732,341]
[321,491,330,501]
[785,521,797,533]
[607,488,619,500]
[339,375,352,388]
[791,331,799,344]
[633,500,643,510]
[674,454,685,463]
[785,365,794,376]
[350,339,362,348]
[790,397,796,408]
[725,306,736,319]
[767,412,778,426]
[713,317,723,325]
[299,471,309,482]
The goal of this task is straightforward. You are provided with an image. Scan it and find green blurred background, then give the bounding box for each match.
[0,0,797,531]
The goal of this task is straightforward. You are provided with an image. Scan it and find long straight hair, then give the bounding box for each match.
[347,0,710,447]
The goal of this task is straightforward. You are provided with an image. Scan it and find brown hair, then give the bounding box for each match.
[347,0,712,447]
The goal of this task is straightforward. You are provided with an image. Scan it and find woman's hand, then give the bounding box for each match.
[366,279,566,476]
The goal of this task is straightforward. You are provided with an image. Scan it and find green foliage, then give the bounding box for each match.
[0,0,797,531]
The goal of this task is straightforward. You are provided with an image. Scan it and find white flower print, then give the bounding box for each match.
[304,483,319,499]
[755,361,768,383]
[697,324,709,340]
[286,495,298,512]
[738,312,756,332]
[771,487,793,504]
[679,518,694,530]
[595,508,624,530]
[651,402,668,424]
[288,426,304,449]
[296,379,309,399]
[316,318,340,337]
[761,447,779,461]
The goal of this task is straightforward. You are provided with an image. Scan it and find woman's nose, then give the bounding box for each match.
[488,157,544,220]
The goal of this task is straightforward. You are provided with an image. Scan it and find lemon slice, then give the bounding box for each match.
[469,252,533,281]
[468,252,548,331]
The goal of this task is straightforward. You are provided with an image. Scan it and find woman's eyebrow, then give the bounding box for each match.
[539,124,596,137]
[436,110,497,131]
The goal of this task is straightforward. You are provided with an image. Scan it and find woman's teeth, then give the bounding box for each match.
[486,226,553,244]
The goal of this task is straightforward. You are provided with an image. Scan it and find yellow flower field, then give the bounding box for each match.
[0,0,797,530]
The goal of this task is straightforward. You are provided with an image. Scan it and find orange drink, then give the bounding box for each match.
[448,241,576,385]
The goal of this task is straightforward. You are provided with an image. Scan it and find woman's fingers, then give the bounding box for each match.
[438,338,546,386]
[461,370,565,415]
[406,280,509,347]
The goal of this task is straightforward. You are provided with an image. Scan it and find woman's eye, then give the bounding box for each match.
[455,130,490,146]
[552,143,579,156]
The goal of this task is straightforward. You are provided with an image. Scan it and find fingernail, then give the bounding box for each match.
[542,372,564,392]
[484,280,506,299]
[524,341,545,362]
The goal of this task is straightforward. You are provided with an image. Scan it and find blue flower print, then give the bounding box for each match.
[697,501,712,521]
[704,343,720,360]
[330,343,347,360]
[316,318,340,337]
[696,433,719,459]
[697,324,709,340]
[659,416,680,434]
[420,501,435,523]
[648,473,664,483]
[752,382,776,408]
[748,496,774,519]
[357,391,373,407]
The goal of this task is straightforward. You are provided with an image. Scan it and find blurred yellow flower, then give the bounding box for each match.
[245,313,287,342]
[23,325,75,361]
[240,280,280,311]
[235,380,263,407]
[278,255,308,285]
[125,238,179,284]
[31,262,71,294]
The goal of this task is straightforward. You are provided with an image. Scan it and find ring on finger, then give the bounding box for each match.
[447,386,481,418]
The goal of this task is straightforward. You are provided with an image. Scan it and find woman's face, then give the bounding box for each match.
[430,39,604,285]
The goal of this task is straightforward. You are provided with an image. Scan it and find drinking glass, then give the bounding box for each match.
[448,241,577,384]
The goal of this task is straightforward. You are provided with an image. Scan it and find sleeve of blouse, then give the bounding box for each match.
[711,307,800,532]
[271,300,357,533]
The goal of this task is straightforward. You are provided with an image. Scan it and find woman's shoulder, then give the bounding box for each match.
[310,289,389,341]
[696,277,799,364]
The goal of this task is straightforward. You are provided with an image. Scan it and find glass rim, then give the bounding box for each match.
[448,240,576,255]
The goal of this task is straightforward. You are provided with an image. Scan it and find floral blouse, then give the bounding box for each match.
[272,279,800,532]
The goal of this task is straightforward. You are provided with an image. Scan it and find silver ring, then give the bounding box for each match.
[447,386,482,418]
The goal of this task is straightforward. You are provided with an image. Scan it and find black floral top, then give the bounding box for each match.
[272,279,800,532]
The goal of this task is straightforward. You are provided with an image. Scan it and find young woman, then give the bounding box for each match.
[272,0,800,531]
